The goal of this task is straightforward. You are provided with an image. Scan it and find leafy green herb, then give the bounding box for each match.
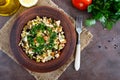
[36,36,45,44]
[30,22,46,35]
[86,0,120,30]
[85,19,96,26]
[27,23,58,54]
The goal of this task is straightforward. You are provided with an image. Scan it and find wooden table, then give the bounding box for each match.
[0,0,120,80]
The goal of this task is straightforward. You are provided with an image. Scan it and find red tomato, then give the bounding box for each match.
[72,0,92,10]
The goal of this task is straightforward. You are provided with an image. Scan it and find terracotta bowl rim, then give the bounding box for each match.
[10,6,76,72]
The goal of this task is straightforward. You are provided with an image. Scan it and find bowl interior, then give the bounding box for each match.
[10,6,76,72]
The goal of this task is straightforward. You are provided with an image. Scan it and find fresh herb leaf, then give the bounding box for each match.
[86,0,120,30]
[36,36,45,44]
[85,19,96,27]
[87,4,94,12]
[105,21,114,30]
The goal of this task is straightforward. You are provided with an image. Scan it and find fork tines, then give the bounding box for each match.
[76,16,83,28]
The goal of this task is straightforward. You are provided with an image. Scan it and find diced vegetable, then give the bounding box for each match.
[19,16,66,63]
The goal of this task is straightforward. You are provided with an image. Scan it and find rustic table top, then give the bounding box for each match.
[0,0,120,80]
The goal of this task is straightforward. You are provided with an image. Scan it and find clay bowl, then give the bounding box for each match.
[10,6,76,72]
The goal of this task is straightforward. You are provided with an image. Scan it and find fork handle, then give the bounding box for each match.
[74,42,81,71]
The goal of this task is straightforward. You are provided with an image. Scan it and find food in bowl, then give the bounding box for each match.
[19,16,66,63]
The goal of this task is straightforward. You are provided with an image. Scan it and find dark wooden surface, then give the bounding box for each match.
[0,0,120,80]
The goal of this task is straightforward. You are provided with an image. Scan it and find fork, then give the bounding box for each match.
[74,16,83,71]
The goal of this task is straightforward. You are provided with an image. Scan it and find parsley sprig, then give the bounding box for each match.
[85,0,120,30]
[27,23,57,55]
